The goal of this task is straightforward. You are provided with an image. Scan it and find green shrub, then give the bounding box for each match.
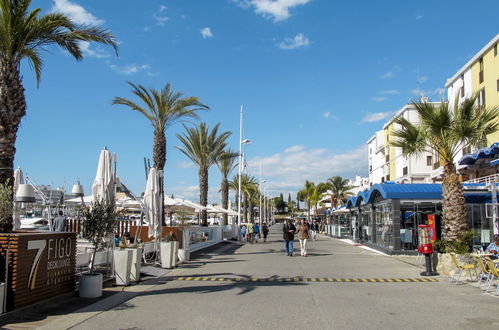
[435,230,478,254]
[0,182,13,233]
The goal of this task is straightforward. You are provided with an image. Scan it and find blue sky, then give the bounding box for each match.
[15,0,499,203]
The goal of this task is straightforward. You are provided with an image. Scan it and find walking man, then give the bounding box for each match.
[53,211,67,232]
[254,223,260,243]
[247,222,254,244]
[262,222,269,242]
[310,220,318,241]
[283,219,296,256]
[296,218,310,257]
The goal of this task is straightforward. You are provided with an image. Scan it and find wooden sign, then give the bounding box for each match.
[0,232,76,311]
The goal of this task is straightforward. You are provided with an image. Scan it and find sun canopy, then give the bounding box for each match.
[458,142,499,165]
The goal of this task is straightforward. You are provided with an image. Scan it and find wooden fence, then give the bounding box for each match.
[66,219,140,237]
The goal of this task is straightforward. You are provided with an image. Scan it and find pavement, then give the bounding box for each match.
[2,224,499,329]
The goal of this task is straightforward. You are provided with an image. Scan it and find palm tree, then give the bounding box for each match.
[176,123,232,226]
[309,183,328,218]
[113,82,208,224]
[298,180,315,220]
[326,176,354,208]
[229,174,258,223]
[216,149,238,225]
[0,0,117,232]
[391,97,498,241]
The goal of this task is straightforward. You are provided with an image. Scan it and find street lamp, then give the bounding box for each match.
[237,106,250,230]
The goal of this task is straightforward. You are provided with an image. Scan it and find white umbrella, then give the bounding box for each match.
[92,149,115,204]
[13,167,24,230]
[144,168,162,239]
[174,198,208,211]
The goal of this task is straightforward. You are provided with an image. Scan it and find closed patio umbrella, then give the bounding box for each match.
[144,168,162,239]
[92,149,115,204]
[13,167,24,230]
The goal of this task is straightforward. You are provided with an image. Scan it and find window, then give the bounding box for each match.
[495,44,498,57]
[369,165,372,172]
[403,167,408,176]
[479,58,484,84]
[478,88,486,108]
[460,75,465,97]
[386,175,390,181]
[385,154,389,163]
[381,177,385,183]
[426,156,432,166]
[497,79,499,92]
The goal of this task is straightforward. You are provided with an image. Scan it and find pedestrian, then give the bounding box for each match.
[262,222,269,242]
[310,221,318,241]
[254,223,260,243]
[296,218,310,257]
[53,210,67,232]
[241,225,247,243]
[247,222,254,244]
[282,219,296,256]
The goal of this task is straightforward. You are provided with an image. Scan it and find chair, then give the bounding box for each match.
[473,256,490,288]
[450,253,476,284]
[484,258,499,295]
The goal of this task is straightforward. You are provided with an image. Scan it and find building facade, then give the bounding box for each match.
[368,103,437,185]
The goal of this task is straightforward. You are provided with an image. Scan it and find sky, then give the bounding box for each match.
[15,0,499,203]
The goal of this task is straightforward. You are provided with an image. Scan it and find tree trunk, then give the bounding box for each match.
[221,178,228,226]
[153,129,167,226]
[199,167,208,226]
[442,162,468,241]
[0,60,26,233]
[249,198,254,223]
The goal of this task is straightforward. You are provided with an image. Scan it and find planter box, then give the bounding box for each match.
[436,253,475,281]
[114,249,133,286]
[0,232,76,312]
[0,282,5,314]
[178,248,190,263]
[160,242,178,269]
[79,273,102,298]
[128,247,143,282]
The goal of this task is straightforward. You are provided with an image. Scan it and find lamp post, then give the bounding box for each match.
[237,106,250,229]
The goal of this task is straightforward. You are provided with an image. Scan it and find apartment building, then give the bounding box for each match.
[368,103,437,185]
[444,33,499,181]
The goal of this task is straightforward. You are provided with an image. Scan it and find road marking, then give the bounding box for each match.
[166,276,438,283]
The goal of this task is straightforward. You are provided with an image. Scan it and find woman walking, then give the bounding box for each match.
[296,219,310,257]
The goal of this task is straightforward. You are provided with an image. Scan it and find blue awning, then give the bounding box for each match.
[491,158,499,166]
[458,142,499,165]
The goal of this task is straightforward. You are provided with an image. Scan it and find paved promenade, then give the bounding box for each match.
[28,225,499,329]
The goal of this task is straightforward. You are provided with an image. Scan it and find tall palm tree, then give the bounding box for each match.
[326,176,354,208]
[216,149,238,225]
[176,123,231,226]
[113,82,208,224]
[391,97,498,241]
[0,0,117,232]
[298,181,327,220]
[229,174,258,222]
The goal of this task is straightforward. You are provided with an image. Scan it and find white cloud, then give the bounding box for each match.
[411,87,446,98]
[52,0,104,25]
[323,111,330,119]
[107,62,151,75]
[79,41,110,59]
[416,15,423,20]
[362,111,396,123]
[232,0,312,22]
[159,5,167,12]
[201,27,213,39]
[379,90,399,95]
[168,185,220,204]
[153,13,169,25]
[380,71,394,79]
[177,161,194,169]
[247,145,367,193]
[277,33,310,50]
[371,97,387,102]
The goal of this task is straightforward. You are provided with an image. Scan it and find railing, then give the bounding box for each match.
[67,218,140,237]
[464,173,499,184]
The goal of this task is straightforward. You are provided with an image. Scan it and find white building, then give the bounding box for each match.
[348,175,369,195]
[367,103,438,184]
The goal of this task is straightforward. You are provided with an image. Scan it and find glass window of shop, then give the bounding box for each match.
[467,204,494,248]
[399,201,441,251]
[374,201,394,249]
[359,204,373,242]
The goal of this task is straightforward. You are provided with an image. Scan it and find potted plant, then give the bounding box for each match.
[160,232,178,269]
[114,237,133,286]
[80,202,117,298]
[435,230,477,280]
[126,241,143,283]
[176,210,191,263]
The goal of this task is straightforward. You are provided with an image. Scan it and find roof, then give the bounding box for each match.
[445,34,499,87]
[346,183,499,208]
[458,142,499,165]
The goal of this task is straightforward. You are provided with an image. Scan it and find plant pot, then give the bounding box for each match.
[160,242,176,269]
[79,273,103,298]
[178,248,190,262]
[114,249,133,286]
[128,247,143,282]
